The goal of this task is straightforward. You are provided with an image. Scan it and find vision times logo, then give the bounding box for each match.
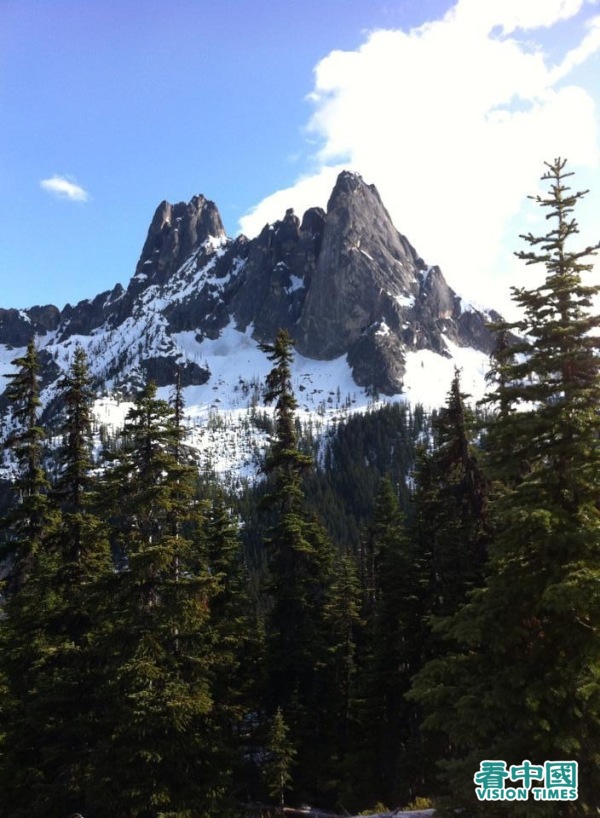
[474,760,578,802]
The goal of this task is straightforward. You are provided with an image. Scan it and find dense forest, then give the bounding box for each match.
[0,159,599,817]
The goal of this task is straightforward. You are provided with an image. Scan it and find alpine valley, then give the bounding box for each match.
[0,171,498,484]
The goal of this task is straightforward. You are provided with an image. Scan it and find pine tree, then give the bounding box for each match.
[259,330,336,801]
[52,345,110,575]
[351,478,424,807]
[0,339,53,589]
[28,346,113,816]
[403,371,490,805]
[413,369,489,619]
[0,340,64,817]
[323,552,363,741]
[322,551,364,799]
[204,492,263,805]
[264,707,297,813]
[411,159,600,815]
[89,381,218,817]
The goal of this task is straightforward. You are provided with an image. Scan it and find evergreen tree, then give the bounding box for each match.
[351,478,424,807]
[322,551,364,799]
[204,492,263,806]
[324,552,363,741]
[30,346,113,816]
[259,330,336,802]
[405,371,490,805]
[90,381,218,817]
[413,369,489,620]
[0,340,64,817]
[264,707,297,812]
[0,339,53,589]
[411,159,600,815]
[52,346,109,567]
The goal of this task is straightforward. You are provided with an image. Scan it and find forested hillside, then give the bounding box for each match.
[0,160,599,817]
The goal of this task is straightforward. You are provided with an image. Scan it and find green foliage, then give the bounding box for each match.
[259,330,340,802]
[305,403,427,549]
[413,369,489,621]
[347,478,425,807]
[0,339,56,589]
[1,162,598,815]
[0,343,88,816]
[412,159,600,815]
[89,382,220,816]
[264,707,297,808]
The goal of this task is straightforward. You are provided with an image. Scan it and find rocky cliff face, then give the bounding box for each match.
[133,195,226,290]
[0,172,499,405]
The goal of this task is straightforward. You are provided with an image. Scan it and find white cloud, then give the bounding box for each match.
[240,0,600,317]
[40,175,90,203]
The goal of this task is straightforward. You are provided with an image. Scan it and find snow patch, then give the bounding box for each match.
[394,292,415,308]
[286,275,304,293]
[0,344,26,392]
[402,337,490,409]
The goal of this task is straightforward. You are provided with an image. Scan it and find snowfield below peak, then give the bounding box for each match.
[88,323,491,487]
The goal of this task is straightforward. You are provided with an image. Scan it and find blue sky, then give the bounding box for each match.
[1,0,599,315]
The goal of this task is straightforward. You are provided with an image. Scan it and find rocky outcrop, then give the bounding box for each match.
[133,195,226,290]
[232,207,323,339]
[0,171,498,403]
[0,306,60,345]
[57,285,125,342]
[140,357,209,389]
[297,171,423,360]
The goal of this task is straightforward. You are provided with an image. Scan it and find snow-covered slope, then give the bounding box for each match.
[86,320,490,487]
[0,172,497,484]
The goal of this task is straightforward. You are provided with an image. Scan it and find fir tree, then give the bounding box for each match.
[0,340,64,817]
[52,346,113,587]
[204,492,263,805]
[0,339,53,589]
[322,551,364,800]
[259,330,336,801]
[413,369,489,620]
[411,159,600,815]
[30,346,113,816]
[90,381,218,817]
[351,479,423,807]
[264,707,297,813]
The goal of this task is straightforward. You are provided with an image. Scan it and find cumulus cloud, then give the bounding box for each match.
[40,175,90,203]
[240,0,600,315]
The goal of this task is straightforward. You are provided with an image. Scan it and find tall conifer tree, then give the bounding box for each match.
[34,346,113,816]
[90,381,218,817]
[412,159,600,815]
[413,369,489,620]
[0,340,63,817]
[0,340,53,588]
[204,492,263,805]
[259,329,336,801]
[351,478,423,807]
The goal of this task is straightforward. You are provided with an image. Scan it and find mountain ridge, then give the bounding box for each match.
[0,171,499,413]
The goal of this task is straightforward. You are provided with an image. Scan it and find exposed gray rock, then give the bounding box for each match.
[232,207,321,340]
[0,305,60,345]
[57,284,125,342]
[140,357,210,388]
[347,327,406,395]
[296,171,423,360]
[0,171,498,407]
[133,195,226,290]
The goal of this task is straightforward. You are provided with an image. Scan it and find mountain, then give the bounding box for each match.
[0,171,498,480]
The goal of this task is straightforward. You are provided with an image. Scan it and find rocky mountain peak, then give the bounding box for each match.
[0,170,498,417]
[133,194,226,289]
[326,169,378,207]
[296,171,424,363]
